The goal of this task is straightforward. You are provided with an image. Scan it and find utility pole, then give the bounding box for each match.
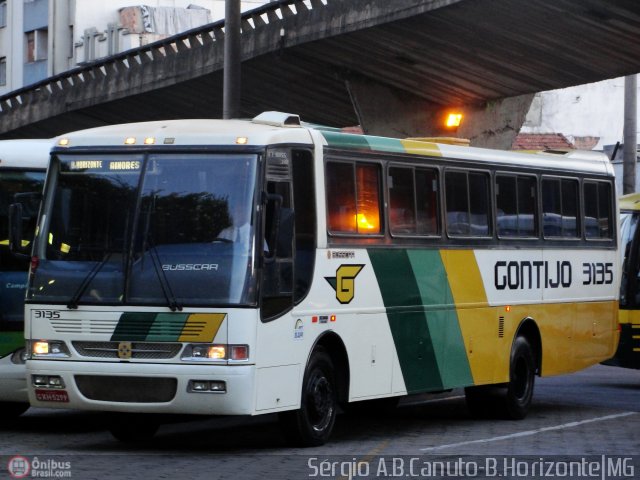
[223,0,241,119]
[623,74,637,194]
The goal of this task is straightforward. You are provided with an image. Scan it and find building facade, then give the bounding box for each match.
[0,0,269,95]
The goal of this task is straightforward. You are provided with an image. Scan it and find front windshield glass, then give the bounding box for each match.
[29,153,258,307]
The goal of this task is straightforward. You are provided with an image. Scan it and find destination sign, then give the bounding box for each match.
[65,160,142,172]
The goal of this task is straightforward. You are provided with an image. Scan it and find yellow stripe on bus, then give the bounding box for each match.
[440,249,618,386]
[178,313,226,342]
[440,250,502,385]
[399,139,443,157]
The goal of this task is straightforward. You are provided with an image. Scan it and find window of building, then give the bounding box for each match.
[584,181,612,239]
[445,170,491,237]
[542,177,579,238]
[0,57,6,86]
[496,174,538,237]
[25,28,48,62]
[389,166,439,236]
[327,161,382,234]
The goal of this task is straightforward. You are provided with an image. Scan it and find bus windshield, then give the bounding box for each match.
[29,153,259,307]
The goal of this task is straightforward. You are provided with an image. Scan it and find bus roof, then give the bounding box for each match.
[53,112,613,177]
[0,139,52,169]
[318,129,612,175]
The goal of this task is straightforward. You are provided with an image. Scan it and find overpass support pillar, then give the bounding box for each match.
[347,79,534,150]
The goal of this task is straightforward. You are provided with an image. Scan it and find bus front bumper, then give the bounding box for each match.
[26,360,256,415]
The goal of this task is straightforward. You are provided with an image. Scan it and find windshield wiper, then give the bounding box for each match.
[137,200,182,312]
[67,251,114,309]
[147,239,183,312]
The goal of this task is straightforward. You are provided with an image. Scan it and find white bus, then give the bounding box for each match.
[22,112,619,445]
[0,140,49,420]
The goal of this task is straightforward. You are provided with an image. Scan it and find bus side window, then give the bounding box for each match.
[326,161,382,235]
[583,181,612,239]
[542,177,579,238]
[445,170,491,237]
[291,150,316,303]
[261,180,294,320]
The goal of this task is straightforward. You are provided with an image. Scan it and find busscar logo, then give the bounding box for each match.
[325,265,364,304]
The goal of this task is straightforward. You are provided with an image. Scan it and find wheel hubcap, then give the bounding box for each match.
[306,371,334,432]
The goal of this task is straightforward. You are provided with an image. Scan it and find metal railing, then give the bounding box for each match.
[0,0,329,114]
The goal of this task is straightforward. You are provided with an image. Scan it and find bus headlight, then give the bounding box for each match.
[31,340,70,358]
[181,344,249,362]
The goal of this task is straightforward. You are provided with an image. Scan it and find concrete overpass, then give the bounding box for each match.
[1,0,640,148]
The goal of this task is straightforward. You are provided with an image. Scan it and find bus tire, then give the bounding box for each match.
[0,402,29,422]
[279,348,337,447]
[465,336,535,420]
[107,413,160,443]
[503,335,535,420]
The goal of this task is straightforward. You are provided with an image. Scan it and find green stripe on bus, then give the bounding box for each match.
[111,312,158,341]
[321,131,409,155]
[406,250,473,388]
[368,249,444,393]
[0,331,24,358]
[321,131,371,150]
[111,312,191,341]
[363,136,406,154]
[147,313,189,341]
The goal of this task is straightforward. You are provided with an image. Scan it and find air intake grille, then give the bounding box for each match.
[72,341,182,359]
[266,162,290,179]
[75,375,177,403]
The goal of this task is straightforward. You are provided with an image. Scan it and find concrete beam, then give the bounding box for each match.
[348,77,533,150]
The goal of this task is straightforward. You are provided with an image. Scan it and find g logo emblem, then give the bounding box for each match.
[325,265,364,304]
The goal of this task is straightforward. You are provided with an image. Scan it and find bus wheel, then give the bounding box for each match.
[0,402,29,422]
[504,336,535,420]
[279,348,337,447]
[107,413,160,443]
[465,336,535,420]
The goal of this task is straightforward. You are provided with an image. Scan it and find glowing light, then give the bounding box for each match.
[144,137,156,145]
[356,213,378,230]
[445,113,463,128]
[505,305,511,312]
[33,341,49,355]
[236,137,248,145]
[207,346,226,359]
[58,138,70,146]
[124,137,136,145]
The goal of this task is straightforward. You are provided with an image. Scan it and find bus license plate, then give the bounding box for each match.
[35,389,69,403]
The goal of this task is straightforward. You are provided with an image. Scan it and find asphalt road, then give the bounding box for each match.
[0,364,638,479]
